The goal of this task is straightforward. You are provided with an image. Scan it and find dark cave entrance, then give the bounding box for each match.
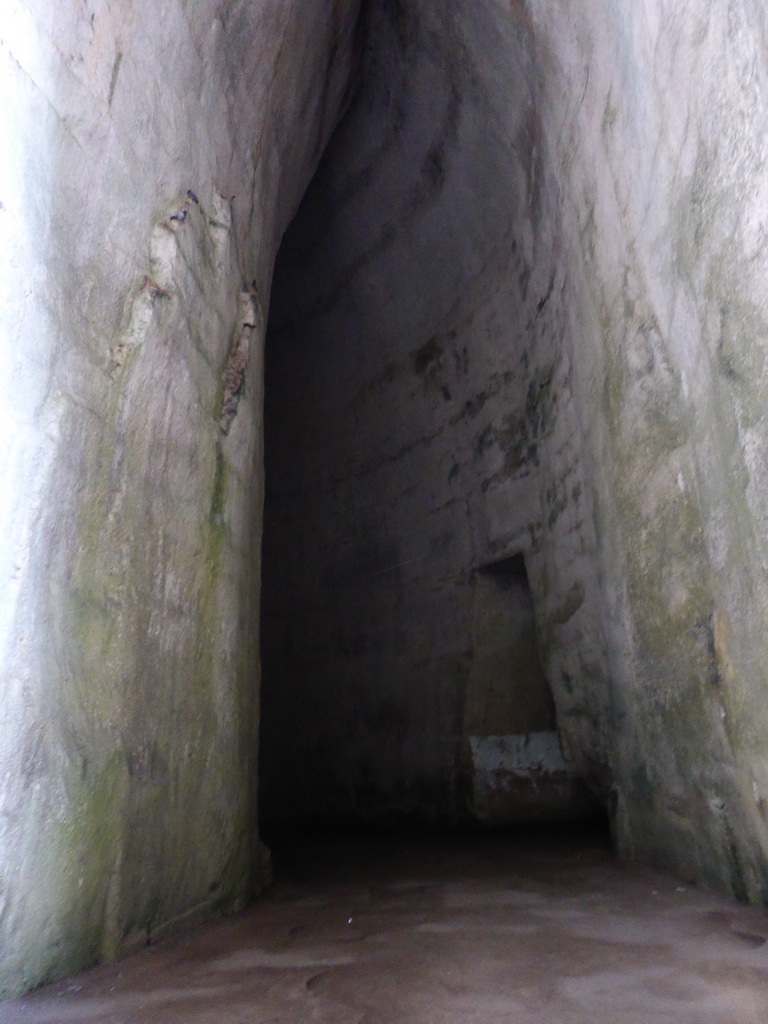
[256,0,601,840]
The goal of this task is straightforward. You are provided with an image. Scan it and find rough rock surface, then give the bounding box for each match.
[261,0,597,826]
[262,0,768,900]
[3,0,768,1003]
[0,0,361,997]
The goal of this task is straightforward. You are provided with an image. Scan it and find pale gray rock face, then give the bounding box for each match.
[0,0,362,997]
[3,0,768,1002]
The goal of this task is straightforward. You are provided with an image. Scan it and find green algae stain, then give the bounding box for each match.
[210,444,226,524]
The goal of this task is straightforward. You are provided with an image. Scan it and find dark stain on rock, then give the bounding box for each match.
[497,412,534,473]
[108,50,123,108]
[536,272,556,314]
[519,262,531,298]
[475,424,494,456]
[421,141,447,192]
[210,446,225,523]
[382,0,409,42]
[732,929,767,947]
[691,613,726,692]
[547,488,568,528]
[723,816,749,903]
[526,364,555,437]
[463,391,489,419]
[452,345,469,375]
[413,336,441,373]
[550,581,585,625]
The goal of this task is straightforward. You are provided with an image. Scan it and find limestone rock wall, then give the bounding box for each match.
[0,0,361,997]
[3,0,768,1002]
[530,0,768,901]
[261,0,768,900]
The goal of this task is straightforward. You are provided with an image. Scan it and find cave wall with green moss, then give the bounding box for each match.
[0,0,362,997]
[529,0,768,900]
[3,0,768,1003]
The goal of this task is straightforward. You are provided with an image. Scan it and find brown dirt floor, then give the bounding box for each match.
[3,824,768,1023]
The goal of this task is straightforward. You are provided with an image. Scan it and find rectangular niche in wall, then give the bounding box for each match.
[463,552,593,823]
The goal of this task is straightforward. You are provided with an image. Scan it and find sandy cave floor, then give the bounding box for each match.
[3,824,768,1024]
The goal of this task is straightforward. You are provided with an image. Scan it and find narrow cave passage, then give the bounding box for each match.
[258,195,599,834]
[4,0,768,1014]
[257,0,599,838]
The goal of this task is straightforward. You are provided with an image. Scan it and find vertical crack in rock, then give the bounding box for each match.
[108,275,169,379]
[220,290,262,435]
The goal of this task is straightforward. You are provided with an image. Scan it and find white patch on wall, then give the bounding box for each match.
[470,732,574,777]
[469,732,588,823]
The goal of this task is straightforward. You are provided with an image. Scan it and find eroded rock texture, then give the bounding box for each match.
[261,1,593,826]
[0,0,362,997]
[262,0,768,901]
[3,0,768,1002]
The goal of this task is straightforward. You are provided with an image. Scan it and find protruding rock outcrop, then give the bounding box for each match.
[0,0,362,997]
